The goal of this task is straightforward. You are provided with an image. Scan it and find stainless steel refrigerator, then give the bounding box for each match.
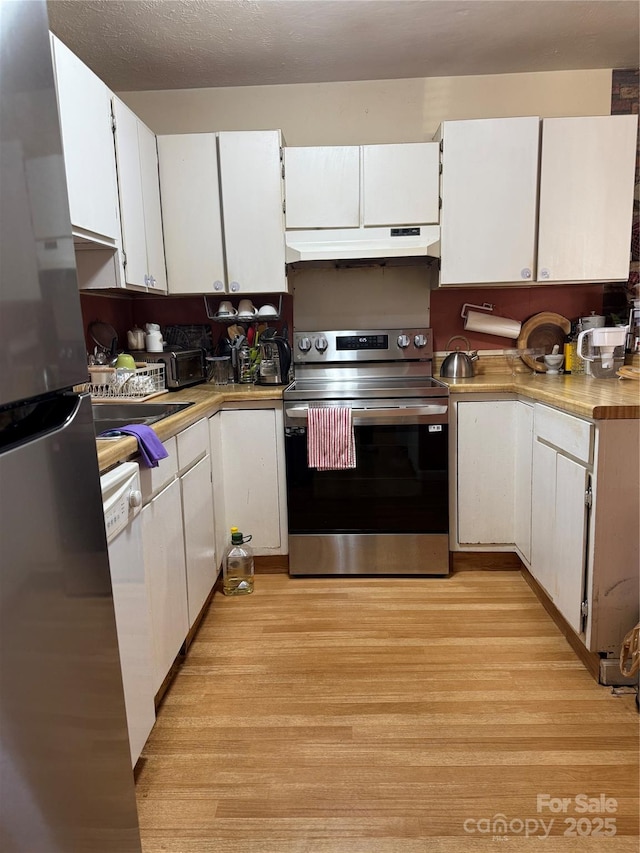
[0,2,142,850]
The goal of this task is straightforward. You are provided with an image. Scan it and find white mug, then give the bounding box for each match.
[238,299,257,316]
[218,301,237,316]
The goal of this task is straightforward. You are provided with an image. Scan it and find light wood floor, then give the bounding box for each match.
[136,572,639,852]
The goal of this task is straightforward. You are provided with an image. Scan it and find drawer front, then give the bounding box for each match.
[176,418,209,473]
[140,436,178,503]
[534,404,593,464]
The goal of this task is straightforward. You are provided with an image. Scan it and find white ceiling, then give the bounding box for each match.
[47,0,640,92]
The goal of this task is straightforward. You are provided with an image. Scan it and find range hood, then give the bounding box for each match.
[285,225,440,263]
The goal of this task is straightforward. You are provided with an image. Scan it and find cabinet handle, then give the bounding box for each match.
[521,268,532,280]
[230,281,240,293]
[539,268,550,280]
[214,280,224,291]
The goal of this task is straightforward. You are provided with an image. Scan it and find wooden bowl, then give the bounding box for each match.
[517,312,571,372]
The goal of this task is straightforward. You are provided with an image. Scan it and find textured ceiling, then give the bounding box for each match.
[47,0,640,92]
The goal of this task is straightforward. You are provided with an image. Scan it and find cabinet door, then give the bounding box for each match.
[51,36,120,242]
[113,99,147,288]
[457,401,516,545]
[219,131,287,293]
[219,408,282,551]
[181,455,217,628]
[514,402,533,563]
[208,413,227,570]
[553,455,588,634]
[141,479,189,693]
[530,438,556,597]
[158,134,225,294]
[537,115,638,283]
[138,121,167,292]
[362,143,439,226]
[284,146,360,228]
[440,117,539,285]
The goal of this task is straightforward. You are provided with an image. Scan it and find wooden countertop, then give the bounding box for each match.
[441,373,640,420]
[96,384,284,473]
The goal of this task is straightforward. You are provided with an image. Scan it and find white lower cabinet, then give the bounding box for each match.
[514,401,533,563]
[141,477,189,694]
[177,419,217,627]
[212,405,288,555]
[456,400,517,545]
[530,405,591,634]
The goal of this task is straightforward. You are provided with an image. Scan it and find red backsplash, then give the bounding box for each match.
[430,284,604,351]
[80,292,133,355]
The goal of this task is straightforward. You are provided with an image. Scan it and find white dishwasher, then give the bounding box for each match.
[101,461,156,766]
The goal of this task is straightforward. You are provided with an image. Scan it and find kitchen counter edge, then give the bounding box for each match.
[96,385,284,473]
[441,374,640,420]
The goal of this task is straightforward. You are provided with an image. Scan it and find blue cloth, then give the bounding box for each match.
[98,424,169,468]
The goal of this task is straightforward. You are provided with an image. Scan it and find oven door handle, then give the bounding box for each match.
[285,404,448,425]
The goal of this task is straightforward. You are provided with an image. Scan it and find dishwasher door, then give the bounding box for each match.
[101,462,155,766]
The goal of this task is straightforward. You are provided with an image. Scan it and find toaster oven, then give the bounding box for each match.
[139,348,206,390]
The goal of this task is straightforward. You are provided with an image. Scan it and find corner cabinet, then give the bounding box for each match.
[112,98,167,292]
[210,404,288,555]
[438,115,638,286]
[158,130,287,295]
[50,34,121,245]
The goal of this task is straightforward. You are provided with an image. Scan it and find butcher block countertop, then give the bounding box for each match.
[442,373,640,420]
[96,384,284,473]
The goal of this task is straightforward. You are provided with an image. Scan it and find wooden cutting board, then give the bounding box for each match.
[517,312,571,372]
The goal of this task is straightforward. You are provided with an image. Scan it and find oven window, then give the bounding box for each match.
[285,424,448,535]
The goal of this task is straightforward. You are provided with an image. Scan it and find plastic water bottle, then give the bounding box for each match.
[223,527,254,596]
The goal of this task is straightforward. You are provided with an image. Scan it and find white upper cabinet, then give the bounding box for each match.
[113,98,166,292]
[218,130,287,294]
[284,143,440,231]
[50,35,120,244]
[537,115,638,283]
[439,117,540,286]
[362,143,440,226]
[284,146,361,228]
[157,134,225,294]
[159,130,286,294]
[438,114,637,286]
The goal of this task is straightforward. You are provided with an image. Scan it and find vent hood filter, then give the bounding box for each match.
[285,225,440,263]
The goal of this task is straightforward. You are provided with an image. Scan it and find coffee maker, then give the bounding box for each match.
[257,333,292,386]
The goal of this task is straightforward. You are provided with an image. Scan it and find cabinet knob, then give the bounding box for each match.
[521,268,532,280]
[143,274,149,286]
[213,280,224,291]
[148,275,156,288]
[540,268,550,280]
[230,281,240,292]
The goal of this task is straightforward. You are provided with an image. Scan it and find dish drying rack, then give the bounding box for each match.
[88,363,167,401]
[203,293,283,322]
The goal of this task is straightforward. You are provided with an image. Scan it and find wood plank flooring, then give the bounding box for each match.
[136,572,639,852]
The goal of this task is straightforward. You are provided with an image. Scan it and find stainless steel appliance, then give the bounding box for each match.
[257,333,292,386]
[0,3,142,849]
[140,347,206,389]
[284,329,450,576]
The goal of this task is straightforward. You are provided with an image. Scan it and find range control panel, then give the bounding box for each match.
[293,329,433,363]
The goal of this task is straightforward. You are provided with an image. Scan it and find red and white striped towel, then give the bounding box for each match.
[307,406,356,471]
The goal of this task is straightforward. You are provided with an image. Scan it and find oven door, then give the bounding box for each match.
[284,400,449,575]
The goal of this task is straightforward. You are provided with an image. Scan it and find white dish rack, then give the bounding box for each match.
[88,363,167,400]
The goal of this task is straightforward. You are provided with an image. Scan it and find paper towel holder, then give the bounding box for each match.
[461,302,494,320]
[461,302,522,339]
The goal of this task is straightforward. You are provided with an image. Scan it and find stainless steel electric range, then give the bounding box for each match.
[283,329,450,576]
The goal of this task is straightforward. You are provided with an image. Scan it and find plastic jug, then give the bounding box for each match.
[222,527,254,596]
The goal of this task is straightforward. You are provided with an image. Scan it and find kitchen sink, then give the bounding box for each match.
[92,401,194,438]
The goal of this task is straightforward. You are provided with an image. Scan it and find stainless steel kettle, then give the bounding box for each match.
[440,336,479,379]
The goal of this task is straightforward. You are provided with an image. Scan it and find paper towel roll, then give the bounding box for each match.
[464,311,522,339]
